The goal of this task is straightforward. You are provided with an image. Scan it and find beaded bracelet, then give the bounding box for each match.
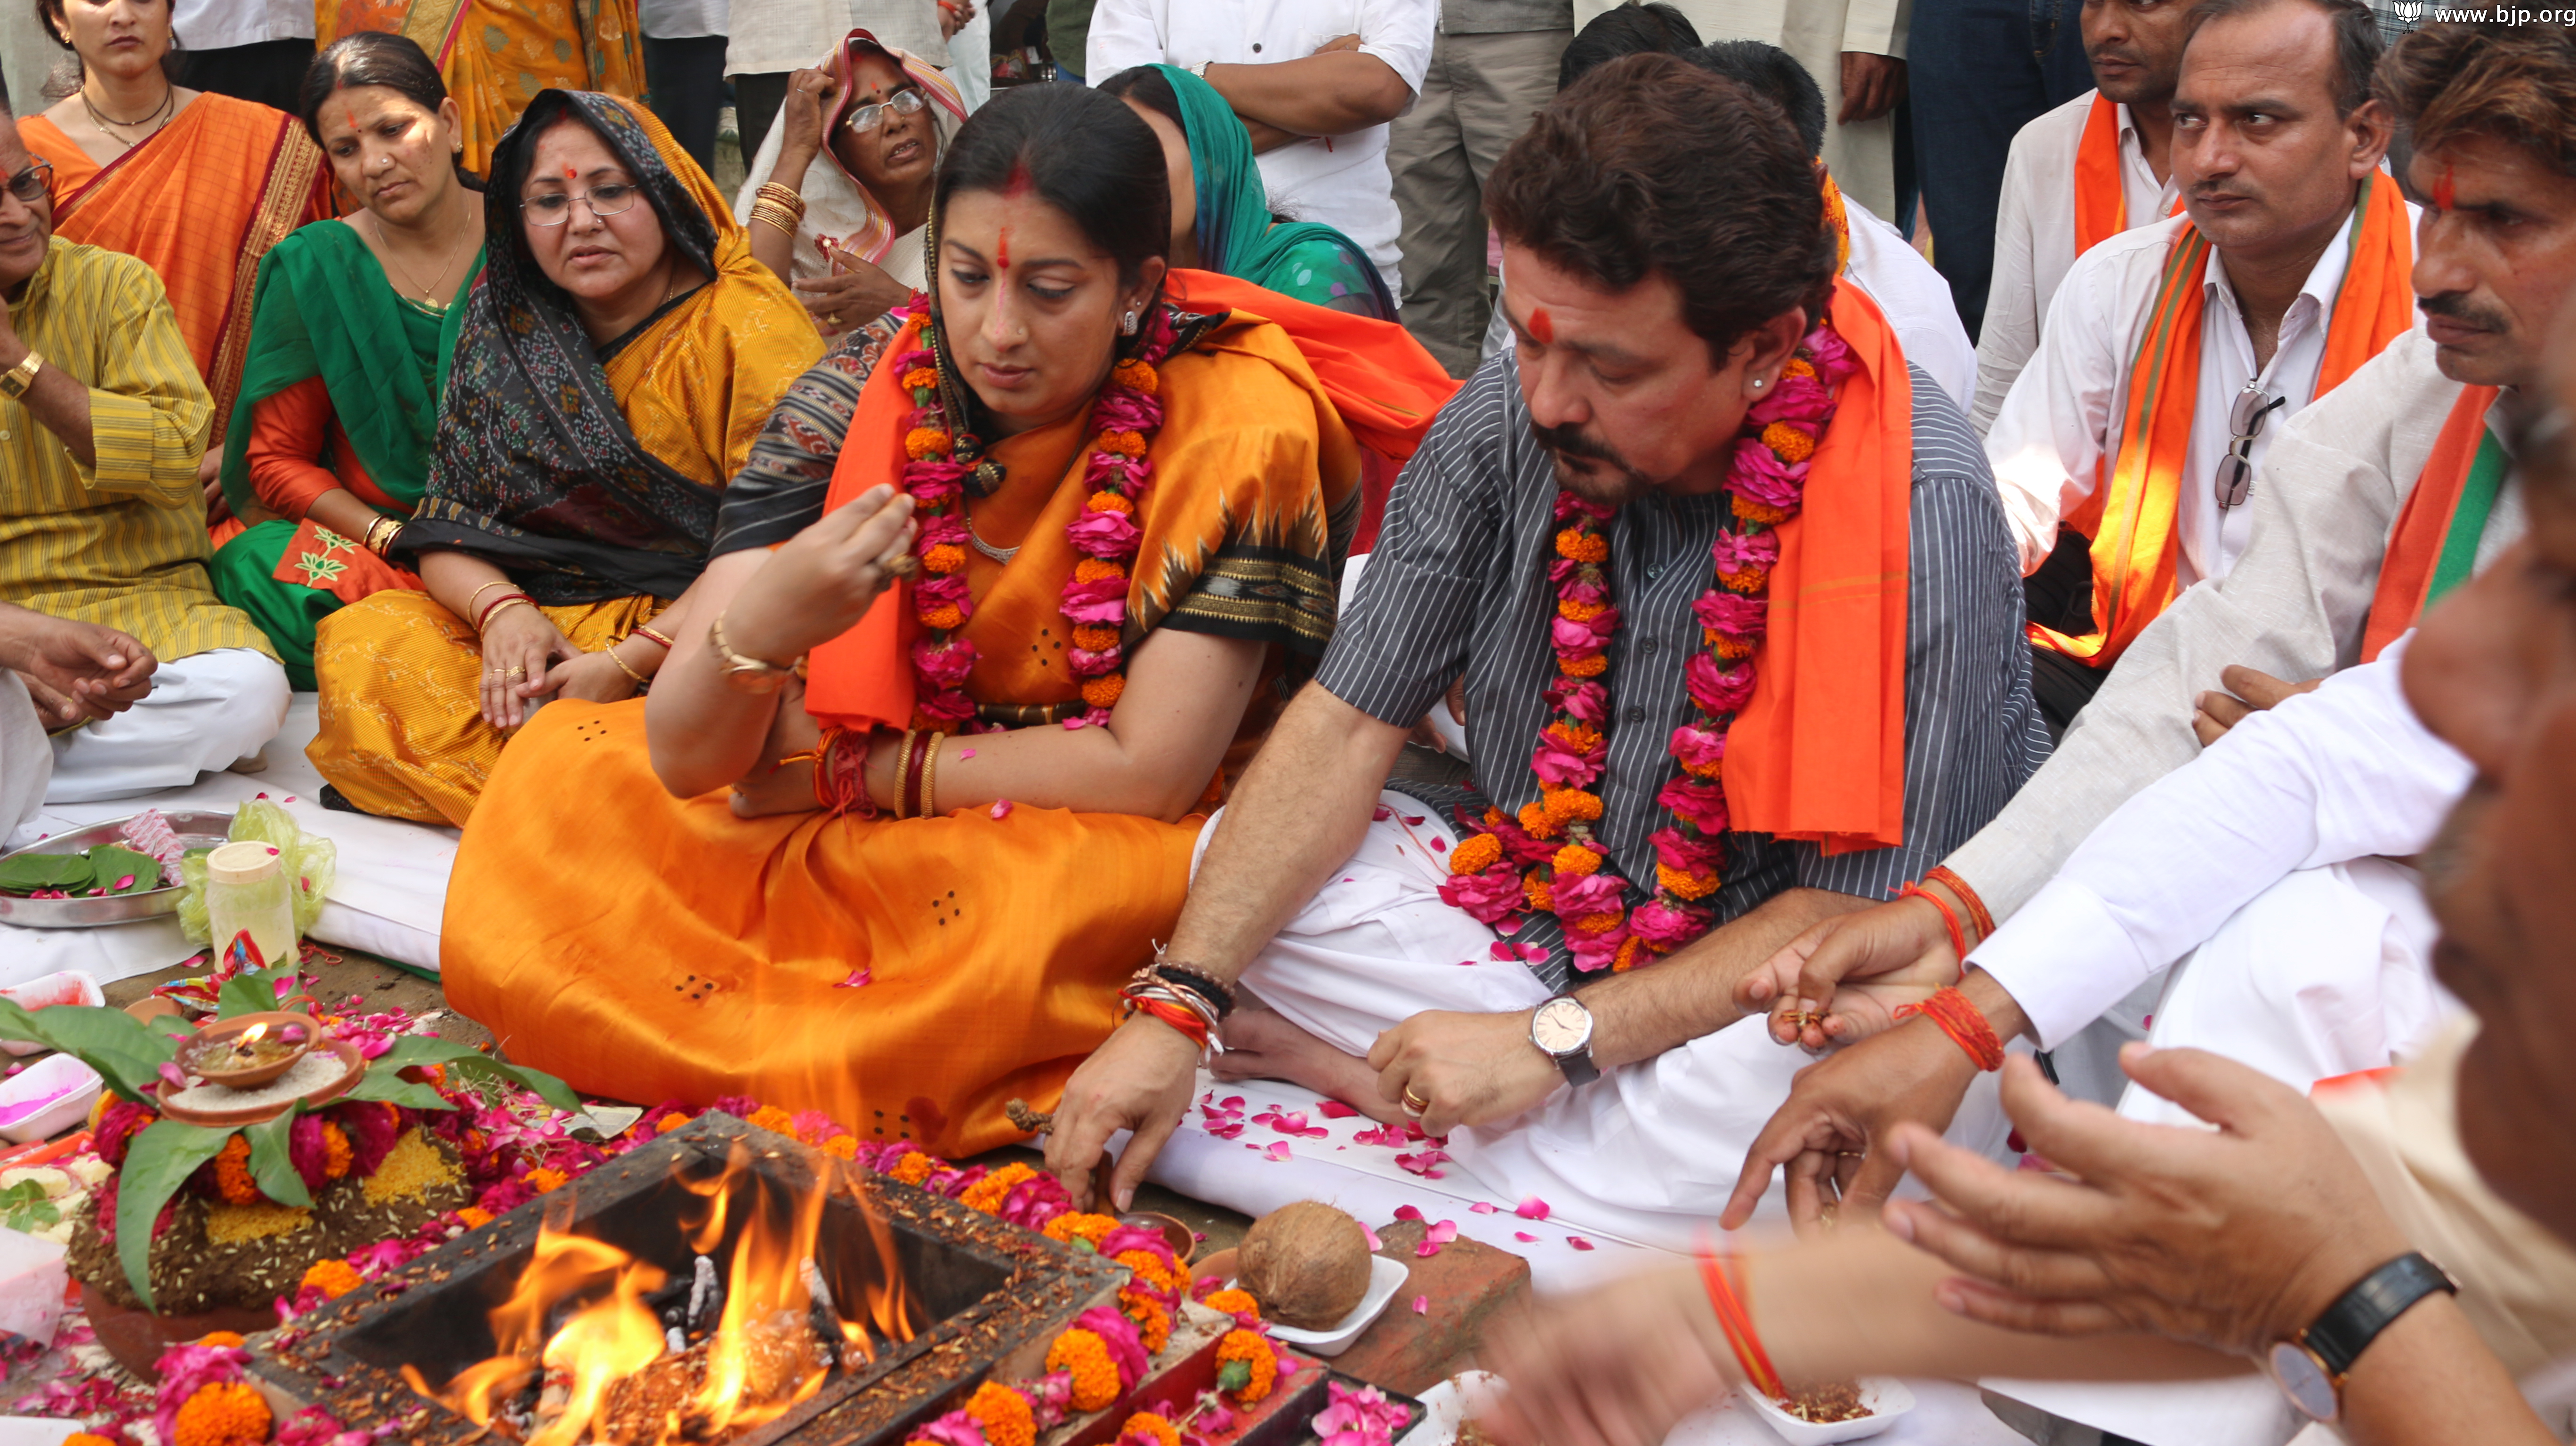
[1693,1239,1785,1399]
[1153,962,1235,1020]
[1898,881,1968,963]
[1924,865,1996,940]
[1893,985,2006,1072]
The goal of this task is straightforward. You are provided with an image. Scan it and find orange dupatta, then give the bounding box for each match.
[2033,171,2416,669]
[2360,385,2504,661]
[21,97,329,448]
[1164,269,1455,466]
[2071,93,2185,256]
[1723,281,1912,853]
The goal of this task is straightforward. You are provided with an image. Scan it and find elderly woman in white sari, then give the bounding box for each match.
[734,29,965,339]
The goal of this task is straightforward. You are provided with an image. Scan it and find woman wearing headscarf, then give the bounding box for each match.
[305,90,822,827]
[208,33,487,690]
[735,29,966,340]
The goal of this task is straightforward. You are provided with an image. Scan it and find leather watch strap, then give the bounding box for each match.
[2303,1252,2457,1377]
[1555,1042,1599,1087]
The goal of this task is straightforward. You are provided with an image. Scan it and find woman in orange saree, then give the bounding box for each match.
[318,0,646,174]
[23,0,331,518]
[442,83,1377,1157]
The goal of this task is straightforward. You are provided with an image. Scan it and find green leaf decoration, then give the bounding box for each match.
[242,1110,313,1208]
[115,1119,238,1310]
[0,1178,59,1233]
[371,1035,581,1115]
[338,1070,450,1111]
[0,852,94,892]
[0,997,180,1104]
[1217,1359,1252,1393]
[86,844,160,895]
[216,969,287,1021]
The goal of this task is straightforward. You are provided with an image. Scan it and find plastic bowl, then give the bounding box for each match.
[1260,1253,1411,1358]
[0,972,104,1057]
[0,1053,103,1145]
[1741,1379,1915,1444]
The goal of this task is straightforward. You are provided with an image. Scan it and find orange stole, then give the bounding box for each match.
[2033,172,2415,669]
[23,99,329,447]
[2071,93,2185,257]
[1724,281,1912,853]
[2360,385,2501,661]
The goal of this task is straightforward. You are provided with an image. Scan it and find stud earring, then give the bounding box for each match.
[1750,377,1766,391]
[1120,309,1139,335]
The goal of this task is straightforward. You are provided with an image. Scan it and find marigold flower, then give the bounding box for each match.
[902,367,939,391]
[1101,429,1147,457]
[1782,358,1817,380]
[921,603,966,630]
[1712,632,1756,660]
[1073,625,1120,651]
[526,1167,569,1194]
[1203,1286,1260,1319]
[1447,833,1504,875]
[1551,844,1601,877]
[1115,1247,1183,1295]
[212,1135,260,1205]
[1523,876,1554,912]
[1554,528,1609,563]
[1074,558,1128,585]
[890,1151,936,1186]
[1557,598,1605,623]
[1543,721,1602,754]
[657,1112,692,1134]
[1044,1212,1123,1247]
[198,1332,248,1348]
[905,427,952,461]
[1658,863,1721,900]
[1760,421,1816,464]
[960,1163,1037,1214]
[749,1105,797,1135]
[1613,937,1645,972]
[1573,911,1624,934]
[968,1382,1037,1446]
[1111,359,1159,394]
[1561,652,1608,678]
[1048,1328,1122,1412]
[1120,1410,1182,1446]
[63,1435,119,1446]
[458,1206,495,1228]
[1543,788,1603,825]
[320,1122,352,1180]
[823,1136,858,1160]
[1717,566,1769,595]
[1731,494,1793,526]
[1216,1328,1278,1404]
[1121,1290,1173,1353]
[173,1380,270,1446]
[1517,801,1562,840]
[299,1259,364,1301]
[923,543,969,574]
[1087,491,1136,514]
[1082,675,1126,709]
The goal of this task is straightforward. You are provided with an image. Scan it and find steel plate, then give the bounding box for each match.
[0,809,234,929]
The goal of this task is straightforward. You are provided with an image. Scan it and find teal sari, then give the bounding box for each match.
[1153,64,1397,320]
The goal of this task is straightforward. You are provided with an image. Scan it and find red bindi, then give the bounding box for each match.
[2433,162,2456,211]
[1528,307,1554,345]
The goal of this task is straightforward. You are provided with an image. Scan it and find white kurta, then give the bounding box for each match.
[0,671,48,837]
[1572,0,1906,218]
[1972,89,2178,434]
[43,647,288,804]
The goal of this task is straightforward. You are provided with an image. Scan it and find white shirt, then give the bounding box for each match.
[727,0,950,77]
[1974,635,2469,1050]
[1474,194,1977,415]
[1986,209,2398,583]
[643,0,730,38]
[1085,0,1437,295]
[1973,90,2180,434]
[172,0,311,50]
[1945,325,2526,923]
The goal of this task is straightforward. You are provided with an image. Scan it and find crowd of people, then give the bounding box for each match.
[0,0,2571,1439]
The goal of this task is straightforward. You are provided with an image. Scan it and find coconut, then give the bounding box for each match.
[1236,1200,1372,1329]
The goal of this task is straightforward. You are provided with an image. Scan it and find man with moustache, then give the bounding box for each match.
[1039,54,2046,1236]
[1974,0,2196,433]
[1726,20,2576,1236]
[0,105,288,805]
[1992,0,2410,733]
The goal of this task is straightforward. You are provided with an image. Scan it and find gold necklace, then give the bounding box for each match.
[370,208,473,308]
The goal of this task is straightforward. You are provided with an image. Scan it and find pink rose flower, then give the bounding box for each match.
[1066,509,1141,558]
[1549,871,1627,919]
[1531,732,1606,787]
[1551,609,1618,656]
[1731,440,1806,512]
[1668,723,1728,772]
[1658,776,1731,834]
[1747,371,1834,427]
[1554,491,1617,524]
[1710,528,1780,577]
[1650,825,1724,872]
[1692,592,1766,639]
[1627,900,1703,949]
[912,639,976,688]
[1566,925,1629,973]
[1439,870,1526,924]
[1803,323,1857,379]
[917,513,969,547]
[1545,677,1610,723]
[1685,653,1756,715]
[916,573,970,607]
[1068,646,1121,677]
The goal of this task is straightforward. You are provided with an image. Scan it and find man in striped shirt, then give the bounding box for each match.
[0,107,287,811]
[1046,55,2047,1236]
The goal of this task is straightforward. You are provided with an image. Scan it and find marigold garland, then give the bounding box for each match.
[1119,1411,1182,1446]
[960,1162,1038,1214]
[1121,1289,1173,1353]
[1439,319,1858,973]
[1048,1327,1122,1412]
[889,1150,936,1186]
[1203,1286,1260,1320]
[1043,1211,1121,1249]
[209,1135,260,1205]
[888,297,1180,731]
[966,1381,1038,1446]
[1115,1245,1185,1295]
[1216,1327,1278,1404]
[298,1259,364,1301]
[171,1381,270,1446]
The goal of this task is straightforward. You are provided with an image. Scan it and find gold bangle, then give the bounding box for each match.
[632,623,675,650]
[466,578,516,614]
[365,515,402,555]
[478,596,532,632]
[605,643,650,689]
[894,728,918,820]
[756,181,807,218]
[921,731,944,819]
[753,210,799,241]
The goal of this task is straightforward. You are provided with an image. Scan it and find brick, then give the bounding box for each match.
[1332,1218,1532,1397]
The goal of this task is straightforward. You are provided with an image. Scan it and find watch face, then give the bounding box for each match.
[2268,1342,2340,1423]
[1531,997,1591,1054]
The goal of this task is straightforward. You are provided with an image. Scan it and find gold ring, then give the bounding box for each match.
[827,312,843,328]
[1401,1087,1428,1115]
[506,665,527,680]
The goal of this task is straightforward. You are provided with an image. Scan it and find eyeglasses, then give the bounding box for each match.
[840,87,928,136]
[5,159,52,207]
[2214,380,2287,511]
[523,182,640,226]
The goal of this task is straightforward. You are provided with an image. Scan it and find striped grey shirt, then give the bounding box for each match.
[1319,353,2050,988]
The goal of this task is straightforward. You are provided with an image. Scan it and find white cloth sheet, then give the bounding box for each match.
[1985,208,2394,581]
[2,695,458,985]
[172,0,312,48]
[1083,0,1438,293]
[0,671,48,837]
[1974,89,2180,434]
[44,647,288,805]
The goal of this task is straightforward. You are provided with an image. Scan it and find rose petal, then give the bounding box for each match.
[1470,1202,1498,1214]
[1393,1205,1423,1222]
[1514,1231,1539,1243]
[834,967,873,988]
[1515,1197,1552,1221]
[990,799,1014,819]
[1424,1220,1458,1245]
[1263,1141,1292,1162]
[1567,1236,1595,1251]
[1372,806,1393,821]
[1317,1100,1360,1118]
[1411,1296,1428,1315]
[958,749,976,759]
[1416,1240,1442,1258]
[1360,1223,1383,1251]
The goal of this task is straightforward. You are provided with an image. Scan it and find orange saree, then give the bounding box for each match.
[320,0,646,174]
[441,308,1359,1156]
[21,96,330,458]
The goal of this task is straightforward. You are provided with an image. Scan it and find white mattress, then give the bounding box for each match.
[1,695,454,988]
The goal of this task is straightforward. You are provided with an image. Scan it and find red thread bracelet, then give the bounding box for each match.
[1125,993,1210,1050]
[1694,1238,1784,1398]
[1924,865,1995,940]
[1899,881,1968,962]
[1893,985,2006,1071]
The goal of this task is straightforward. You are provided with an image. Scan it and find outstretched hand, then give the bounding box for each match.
[1733,894,1960,1050]
[1044,1015,1206,1212]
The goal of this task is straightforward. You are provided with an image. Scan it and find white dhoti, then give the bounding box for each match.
[1210,793,2014,1251]
[44,647,290,804]
[2118,857,2457,1128]
[0,670,51,835]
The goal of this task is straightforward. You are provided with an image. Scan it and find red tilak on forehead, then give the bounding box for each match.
[996,227,1011,270]
[1002,158,1035,199]
[1528,307,1555,345]
[2435,162,2457,211]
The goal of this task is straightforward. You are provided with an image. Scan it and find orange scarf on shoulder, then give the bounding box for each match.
[2361,385,2506,660]
[2033,170,2415,669]
[2072,93,2184,257]
[1727,281,1912,852]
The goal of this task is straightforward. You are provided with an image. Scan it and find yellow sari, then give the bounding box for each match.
[308,95,820,826]
[441,303,1358,1157]
[320,0,646,174]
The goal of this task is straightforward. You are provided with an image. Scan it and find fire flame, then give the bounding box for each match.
[411,1146,926,1444]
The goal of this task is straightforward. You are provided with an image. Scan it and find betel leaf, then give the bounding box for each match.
[0,851,93,893]
[242,1109,313,1209]
[216,969,281,1021]
[370,1035,581,1115]
[338,1069,449,1111]
[0,1178,59,1233]
[115,1118,237,1310]
[0,997,181,1104]
[86,844,161,895]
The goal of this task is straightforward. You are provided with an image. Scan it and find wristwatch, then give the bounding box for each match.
[708,612,796,695]
[0,349,43,400]
[2267,1252,2457,1423]
[1530,994,1599,1086]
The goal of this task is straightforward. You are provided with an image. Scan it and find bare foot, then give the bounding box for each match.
[1213,1007,1408,1124]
